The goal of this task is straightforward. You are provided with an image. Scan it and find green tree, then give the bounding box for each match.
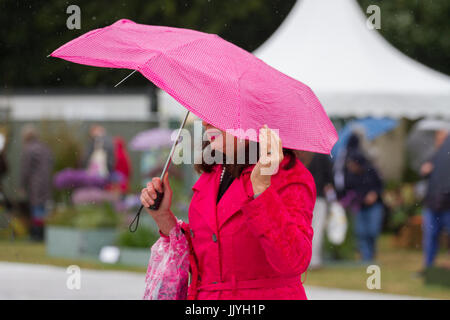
[1,0,448,89]
[0,0,295,88]
[357,0,450,75]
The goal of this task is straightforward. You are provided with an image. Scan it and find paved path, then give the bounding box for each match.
[0,262,423,300]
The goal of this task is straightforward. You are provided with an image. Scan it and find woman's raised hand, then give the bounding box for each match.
[250,124,284,195]
[140,172,176,236]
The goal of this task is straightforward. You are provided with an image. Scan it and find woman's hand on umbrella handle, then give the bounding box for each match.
[251,124,284,195]
[140,172,176,236]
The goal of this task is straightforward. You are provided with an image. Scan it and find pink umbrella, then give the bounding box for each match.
[49,19,338,225]
[49,19,337,153]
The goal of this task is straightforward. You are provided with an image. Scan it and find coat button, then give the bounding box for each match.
[212,233,217,242]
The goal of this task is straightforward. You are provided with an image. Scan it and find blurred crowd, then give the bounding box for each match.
[17,124,132,241]
[1,121,448,273]
[303,128,449,273]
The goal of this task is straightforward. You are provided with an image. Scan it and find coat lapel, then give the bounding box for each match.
[191,158,291,232]
[215,156,292,230]
[191,164,222,234]
[216,165,254,231]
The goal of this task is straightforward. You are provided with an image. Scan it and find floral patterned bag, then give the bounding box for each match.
[143,219,190,300]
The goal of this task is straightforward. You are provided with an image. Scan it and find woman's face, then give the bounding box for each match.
[346,160,362,174]
[202,121,246,156]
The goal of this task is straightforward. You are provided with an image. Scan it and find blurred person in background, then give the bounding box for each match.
[19,124,54,241]
[304,152,336,269]
[419,129,450,273]
[82,124,115,178]
[334,133,362,199]
[110,136,132,195]
[341,151,384,262]
[0,132,12,210]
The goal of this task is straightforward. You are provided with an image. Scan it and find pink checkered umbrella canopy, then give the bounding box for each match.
[50,19,338,153]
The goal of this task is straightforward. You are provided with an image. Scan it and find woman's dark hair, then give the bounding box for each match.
[347,133,360,151]
[346,150,367,167]
[194,140,298,178]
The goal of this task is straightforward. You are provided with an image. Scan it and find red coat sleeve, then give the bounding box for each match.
[240,173,315,275]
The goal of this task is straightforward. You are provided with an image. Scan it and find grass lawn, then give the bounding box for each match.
[0,234,449,299]
[306,235,450,299]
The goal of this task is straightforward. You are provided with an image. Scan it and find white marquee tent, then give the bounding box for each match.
[160,0,450,120]
[0,92,151,121]
[254,0,450,118]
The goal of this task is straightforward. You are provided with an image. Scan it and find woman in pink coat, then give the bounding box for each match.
[140,122,316,300]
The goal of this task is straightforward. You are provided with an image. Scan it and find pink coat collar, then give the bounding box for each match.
[190,156,293,233]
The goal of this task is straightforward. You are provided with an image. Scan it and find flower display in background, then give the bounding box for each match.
[53,168,108,190]
[121,194,142,211]
[71,187,118,206]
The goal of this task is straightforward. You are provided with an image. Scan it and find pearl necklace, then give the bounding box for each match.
[220,166,226,183]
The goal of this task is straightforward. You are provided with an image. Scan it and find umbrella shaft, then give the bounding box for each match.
[159,110,190,179]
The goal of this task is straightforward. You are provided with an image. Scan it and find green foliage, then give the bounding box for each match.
[39,120,84,204]
[117,225,158,248]
[169,177,191,219]
[383,183,423,233]
[357,0,450,75]
[388,208,410,231]
[0,0,295,88]
[2,1,449,88]
[47,202,120,229]
[46,205,77,227]
[39,120,83,172]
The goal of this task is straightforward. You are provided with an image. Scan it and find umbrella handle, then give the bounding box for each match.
[129,190,164,232]
[149,190,164,210]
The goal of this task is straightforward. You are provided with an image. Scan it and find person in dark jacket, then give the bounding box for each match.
[343,151,384,262]
[20,124,54,241]
[420,130,450,270]
[334,133,362,199]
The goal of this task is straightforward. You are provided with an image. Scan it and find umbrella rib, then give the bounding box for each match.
[114,70,137,87]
